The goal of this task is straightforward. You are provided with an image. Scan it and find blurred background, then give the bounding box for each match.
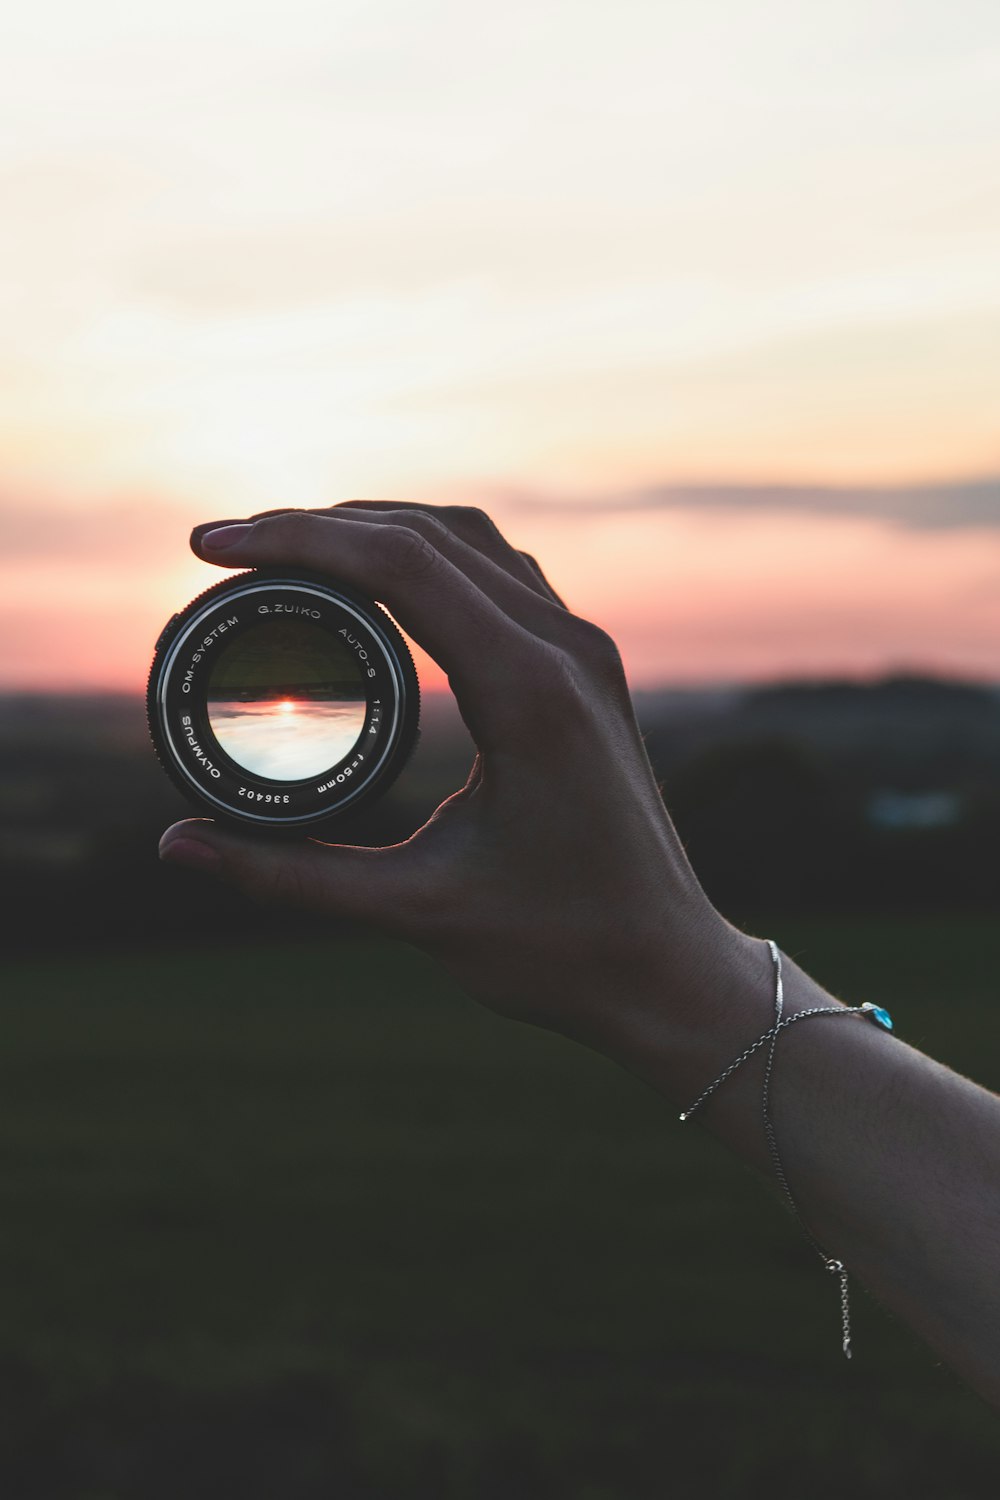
[2,1,1000,1495]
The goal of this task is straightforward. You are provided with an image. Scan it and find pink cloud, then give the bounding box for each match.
[0,494,198,563]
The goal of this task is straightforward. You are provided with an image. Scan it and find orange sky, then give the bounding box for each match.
[1,1,999,692]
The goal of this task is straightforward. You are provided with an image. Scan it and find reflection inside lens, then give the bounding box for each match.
[206,619,366,780]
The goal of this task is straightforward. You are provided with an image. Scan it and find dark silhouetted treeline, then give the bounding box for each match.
[645,675,1000,920]
[2,675,999,956]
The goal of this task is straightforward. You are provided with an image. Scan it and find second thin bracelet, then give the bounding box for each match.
[678,939,895,1360]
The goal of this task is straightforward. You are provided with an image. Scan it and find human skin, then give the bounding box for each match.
[159,502,1000,1409]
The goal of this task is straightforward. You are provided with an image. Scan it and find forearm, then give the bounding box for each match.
[602,920,1000,1408]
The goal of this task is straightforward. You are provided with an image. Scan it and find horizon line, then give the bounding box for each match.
[3,667,1000,700]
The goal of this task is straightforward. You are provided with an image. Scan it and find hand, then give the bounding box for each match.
[157,505,1000,1404]
[159,503,750,1062]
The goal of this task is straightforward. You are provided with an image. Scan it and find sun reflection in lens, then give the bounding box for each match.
[206,620,368,779]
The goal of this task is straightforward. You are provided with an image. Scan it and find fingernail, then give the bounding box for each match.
[159,836,223,872]
[201,523,252,552]
[191,519,238,543]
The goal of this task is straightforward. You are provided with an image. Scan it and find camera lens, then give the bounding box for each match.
[147,568,419,832]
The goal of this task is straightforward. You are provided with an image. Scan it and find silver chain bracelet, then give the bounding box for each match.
[679,939,895,1360]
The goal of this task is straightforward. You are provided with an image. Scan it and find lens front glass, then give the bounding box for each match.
[206,618,366,780]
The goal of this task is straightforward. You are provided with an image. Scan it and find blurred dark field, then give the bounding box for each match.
[2,681,1000,1496]
[3,925,1000,1499]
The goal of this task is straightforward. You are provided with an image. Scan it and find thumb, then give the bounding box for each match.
[158,819,422,930]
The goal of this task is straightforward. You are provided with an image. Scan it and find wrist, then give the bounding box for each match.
[585,902,776,1117]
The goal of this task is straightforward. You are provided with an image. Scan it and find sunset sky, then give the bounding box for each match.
[2,0,999,692]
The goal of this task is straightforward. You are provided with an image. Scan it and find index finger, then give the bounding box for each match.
[193,501,570,608]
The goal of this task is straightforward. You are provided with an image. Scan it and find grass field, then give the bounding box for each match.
[2,917,999,1498]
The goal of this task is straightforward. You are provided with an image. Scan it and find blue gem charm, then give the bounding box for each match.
[860,1002,894,1032]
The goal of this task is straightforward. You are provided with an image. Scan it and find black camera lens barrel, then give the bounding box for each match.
[147,568,419,832]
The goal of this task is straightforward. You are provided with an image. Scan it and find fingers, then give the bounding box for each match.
[516,549,568,609]
[158,819,428,931]
[191,509,542,748]
[336,501,564,606]
[193,502,568,612]
[311,506,578,646]
[188,502,624,751]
